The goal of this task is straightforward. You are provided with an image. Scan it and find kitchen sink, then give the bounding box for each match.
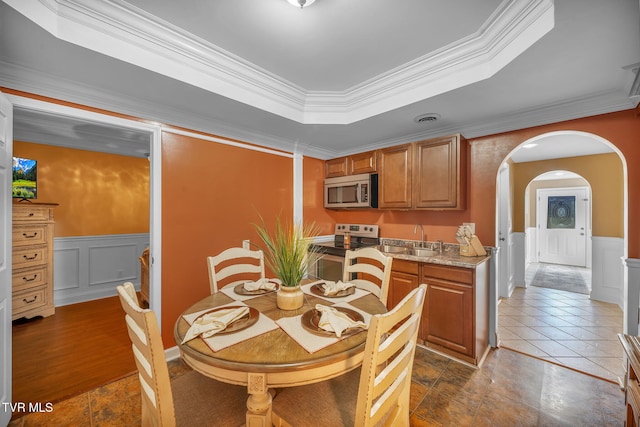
[377,244,410,254]
[411,248,438,257]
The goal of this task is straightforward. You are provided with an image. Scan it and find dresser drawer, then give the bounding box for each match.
[13,246,48,269]
[12,266,47,292]
[13,225,49,247]
[12,286,48,315]
[13,206,51,222]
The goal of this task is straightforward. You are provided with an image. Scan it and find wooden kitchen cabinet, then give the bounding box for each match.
[325,156,348,177]
[378,144,412,209]
[377,134,467,210]
[325,151,377,177]
[349,150,377,174]
[421,261,488,365]
[413,134,467,209]
[387,259,419,309]
[12,202,57,320]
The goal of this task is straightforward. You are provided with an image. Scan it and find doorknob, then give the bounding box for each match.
[499,237,506,241]
[580,233,585,236]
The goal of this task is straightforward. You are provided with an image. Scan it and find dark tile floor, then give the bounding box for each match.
[9,346,624,426]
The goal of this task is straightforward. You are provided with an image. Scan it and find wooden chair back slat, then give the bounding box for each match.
[207,247,265,293]
[354,284,426,427]
[343,247,393,306]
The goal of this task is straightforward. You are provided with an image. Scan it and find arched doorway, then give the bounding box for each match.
[495,130,627,382]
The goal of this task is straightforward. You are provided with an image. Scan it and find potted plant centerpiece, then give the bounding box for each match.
[254,216,321,310]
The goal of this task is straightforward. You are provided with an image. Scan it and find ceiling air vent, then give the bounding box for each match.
[414,113,440,124]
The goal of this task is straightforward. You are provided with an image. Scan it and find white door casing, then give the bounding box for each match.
[497,165,512,297]
[0,91,14,426]
[537,187,588,267]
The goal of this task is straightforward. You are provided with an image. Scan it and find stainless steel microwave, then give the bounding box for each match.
[324,173,378,209]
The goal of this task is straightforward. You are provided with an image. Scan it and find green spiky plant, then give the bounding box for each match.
[254,215,322,287]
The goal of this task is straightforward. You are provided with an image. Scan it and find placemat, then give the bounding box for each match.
[183,302,279,352]
[301,281,369,303]
[276,302,370,354]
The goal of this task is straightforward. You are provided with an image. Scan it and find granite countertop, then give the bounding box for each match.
[379,239,492,269]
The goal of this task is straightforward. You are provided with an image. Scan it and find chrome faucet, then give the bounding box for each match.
[437,239,444,254]
[413,224,425,247]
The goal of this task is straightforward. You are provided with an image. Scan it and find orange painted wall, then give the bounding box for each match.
[309,110,640,258]
[13,141,149,237]
[161,131,293,344]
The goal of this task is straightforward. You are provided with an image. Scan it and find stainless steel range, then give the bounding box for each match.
[309,223,380,282]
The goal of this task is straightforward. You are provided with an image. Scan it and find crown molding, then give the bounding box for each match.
[0,60,307,157]
[3,0,554,125]
[318,90,636,158]
[2,58,635,161]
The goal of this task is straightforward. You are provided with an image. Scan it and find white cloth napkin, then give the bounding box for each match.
[181,306,250,344]
[315,304,367,338]
[243,278,280,292]
[321,280,355,296]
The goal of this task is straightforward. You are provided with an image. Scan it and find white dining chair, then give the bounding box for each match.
[343,246,393,306]
[116,282,247,426]
[207,247,266,294]
[271,284,427,427]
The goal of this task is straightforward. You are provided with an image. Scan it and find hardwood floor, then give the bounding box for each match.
[11,296,137,415]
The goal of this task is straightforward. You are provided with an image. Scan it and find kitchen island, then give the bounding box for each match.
[382,243,491,366]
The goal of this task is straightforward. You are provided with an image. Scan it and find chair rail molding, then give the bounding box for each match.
[54,233,149,306]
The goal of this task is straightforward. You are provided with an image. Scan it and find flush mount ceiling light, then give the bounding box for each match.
[413,113,440,124]
[287,0,316,8]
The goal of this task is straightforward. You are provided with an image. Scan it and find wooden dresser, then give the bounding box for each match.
[12,202,57,320]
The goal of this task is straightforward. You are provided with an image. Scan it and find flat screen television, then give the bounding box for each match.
[12,156,37,200]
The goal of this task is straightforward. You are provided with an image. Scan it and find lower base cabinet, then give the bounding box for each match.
[388,258,489,365]
[421,262,489,365]
[387,259,419,309]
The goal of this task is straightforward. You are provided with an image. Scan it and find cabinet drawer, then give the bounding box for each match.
[13,266,47,292]
[13,246,48,269]
[422,264,472,284]
[13,225,48,247]
[13,206,51,222]
[391,259,419,275]
[13,286,48,315]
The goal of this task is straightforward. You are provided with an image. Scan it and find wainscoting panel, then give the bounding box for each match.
[625,258,640,336]
[53,234,149,306]
[54,248,80,291]
[591,236,624,307]
[512,232,525,289]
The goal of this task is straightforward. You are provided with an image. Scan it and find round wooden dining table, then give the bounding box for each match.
[174,283,387,427]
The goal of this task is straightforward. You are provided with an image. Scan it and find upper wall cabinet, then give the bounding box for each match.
[413,134,467,209]
[325,157,348,178]
[378,144,413,209]
[325,151,377,177]
[349,151,377,175]
[378,134,467,210]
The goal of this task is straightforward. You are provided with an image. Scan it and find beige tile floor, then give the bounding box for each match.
[498,263,624,383]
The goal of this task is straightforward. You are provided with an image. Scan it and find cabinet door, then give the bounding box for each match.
[413,134,466,209]
[423,278,474,357]
[349,151,377,174]
[325,157,348,178]
[388,270,419,309]
[378,144,412,209]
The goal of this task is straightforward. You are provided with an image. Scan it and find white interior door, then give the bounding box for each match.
[538,187,588,267]
[0,91,14,426]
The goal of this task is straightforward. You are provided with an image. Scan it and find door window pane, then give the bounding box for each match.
[547,196,575,229]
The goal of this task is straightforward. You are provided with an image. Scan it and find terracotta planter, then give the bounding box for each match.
[277,285,304,310]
